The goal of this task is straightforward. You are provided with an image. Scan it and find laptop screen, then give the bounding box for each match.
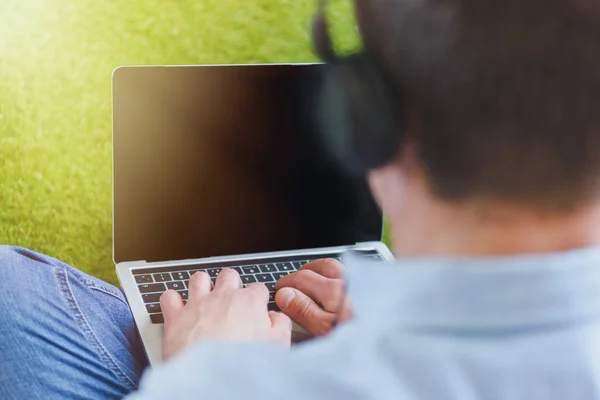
[112,65,382,264]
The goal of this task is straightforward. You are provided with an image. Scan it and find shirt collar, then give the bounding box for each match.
[342,247,600,331]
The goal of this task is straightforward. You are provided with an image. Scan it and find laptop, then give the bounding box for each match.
[111,64,395,366]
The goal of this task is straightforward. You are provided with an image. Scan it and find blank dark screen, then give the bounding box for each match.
[113,65,382,264]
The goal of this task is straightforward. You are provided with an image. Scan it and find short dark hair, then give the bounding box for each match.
[358,0,600,209]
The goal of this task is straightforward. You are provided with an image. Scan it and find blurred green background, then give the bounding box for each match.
[0,0,379,285]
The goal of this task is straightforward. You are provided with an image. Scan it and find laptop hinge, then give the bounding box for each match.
[117,260,147,266]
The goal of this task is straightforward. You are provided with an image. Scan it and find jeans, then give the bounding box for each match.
[0,245,147,399]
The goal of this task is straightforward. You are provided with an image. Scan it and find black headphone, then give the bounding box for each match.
[311,0,405,175]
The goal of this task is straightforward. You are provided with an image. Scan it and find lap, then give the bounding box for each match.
[0,246,147,399]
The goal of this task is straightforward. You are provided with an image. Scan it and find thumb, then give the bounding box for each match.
[268,311,293,346]
[160,290,184,325]
[275,287,335,337]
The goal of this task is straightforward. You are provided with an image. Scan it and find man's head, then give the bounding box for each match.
[343,0,600,254]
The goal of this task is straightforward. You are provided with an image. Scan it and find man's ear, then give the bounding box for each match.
[368,162,403,211]
[366,138,418,211]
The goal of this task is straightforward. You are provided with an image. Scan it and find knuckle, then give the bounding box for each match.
[296,298,313,318]
[247,282,268,296]
[322,257,338,265]
[322,258,342,274]
[295,269,313,281]
[322,279,343,310]
[219,267,239,278]
[314,318,333,337]
[191,271,209,284]
[211,292,228,302]
[328,278,343,293]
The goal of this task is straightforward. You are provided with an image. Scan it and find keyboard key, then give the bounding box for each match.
[135,275,153,284]
[153,273,172,282]
[292,261,306,269]
[273,272,288,280]
[241,275,256,284]
[268,292,275,302]
[138,283,166,293]
[242,266,259,275]
[146,303,162,313]
[150,313,164,324]
[267,302,279,311]
[177,290,189,300]
[207,269,220,278]
[256,273,274,283]
[259,264,277,273]
[266,282,276,291]
[171,271,190,281]
[276,262,294,272]
[142,293,162,303]
[166,281,185,290]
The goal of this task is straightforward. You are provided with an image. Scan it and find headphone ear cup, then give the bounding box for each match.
[316,53,404,175]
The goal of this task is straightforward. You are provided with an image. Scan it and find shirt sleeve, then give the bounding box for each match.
[125,324,377,400]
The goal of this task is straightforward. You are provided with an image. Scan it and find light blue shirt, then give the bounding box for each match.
[128,247,600,399]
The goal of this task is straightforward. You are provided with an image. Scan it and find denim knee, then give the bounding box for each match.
[0,245,146,397]
[0,245,57,274]
[0,245,61,304]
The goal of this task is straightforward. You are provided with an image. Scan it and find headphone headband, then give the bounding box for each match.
[312,0,337,63]
[309,0,404,175]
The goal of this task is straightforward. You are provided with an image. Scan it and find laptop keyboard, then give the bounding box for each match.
[132,252,384,324]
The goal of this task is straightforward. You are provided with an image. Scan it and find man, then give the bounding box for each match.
[2,0,600,398]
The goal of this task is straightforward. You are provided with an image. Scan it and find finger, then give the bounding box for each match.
[245,282,270,304]
[268,310,293,346]
[188,271,211,303]
[160,290,184,325]
[299,258,343,279]
[214,267,242,291]
[275,287,336,337]
[275,269,343,312]
[275,258,342,295]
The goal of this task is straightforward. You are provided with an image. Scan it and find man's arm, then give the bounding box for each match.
[125,259,354,400]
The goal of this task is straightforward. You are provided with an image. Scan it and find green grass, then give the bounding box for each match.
[0,0,371,285]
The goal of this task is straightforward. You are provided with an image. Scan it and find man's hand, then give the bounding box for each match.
[275,259,352,337]
[160,268,292,361]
